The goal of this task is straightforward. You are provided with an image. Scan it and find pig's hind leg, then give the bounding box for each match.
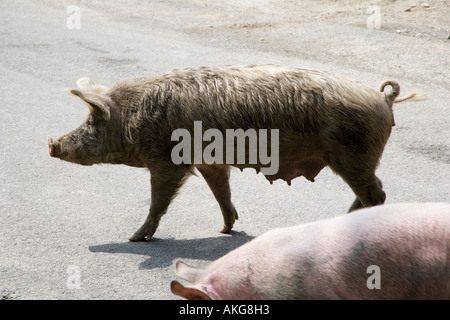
[344,173,385,212]
[328,153,386,212]
[197,165,239,234]
[347,176,384,211]
[129,165,189,241]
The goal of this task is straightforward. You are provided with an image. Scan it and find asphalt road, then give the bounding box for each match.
[1,0,449,300]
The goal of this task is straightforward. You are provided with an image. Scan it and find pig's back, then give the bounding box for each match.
[302,202,450,299]
[132,64,387,132]
[206,202,450,299]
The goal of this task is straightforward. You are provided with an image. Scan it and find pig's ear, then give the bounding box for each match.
[175,260,203,283]
[75,77,109,95]
[66,88,111,121]
[65,78,111,121]
[170,281,212,300]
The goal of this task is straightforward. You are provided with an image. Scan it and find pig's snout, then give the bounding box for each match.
[48,137,60,158]
[47,136,95,166]
[48,138,54,157]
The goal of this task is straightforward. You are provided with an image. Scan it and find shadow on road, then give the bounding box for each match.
[89,231,254,269]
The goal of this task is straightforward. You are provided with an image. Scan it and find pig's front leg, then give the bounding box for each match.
[197,165,238,234]
[129,166,189,241]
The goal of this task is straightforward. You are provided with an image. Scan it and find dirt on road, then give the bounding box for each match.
[76,0,449,88]
[88,0,450,40]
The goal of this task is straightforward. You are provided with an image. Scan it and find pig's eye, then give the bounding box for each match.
[87,118,95,126]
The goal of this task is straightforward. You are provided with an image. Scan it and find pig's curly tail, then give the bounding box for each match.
[380,80,400,103]
[380,80,427,104]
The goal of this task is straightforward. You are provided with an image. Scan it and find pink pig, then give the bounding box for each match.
[171,202,450,300]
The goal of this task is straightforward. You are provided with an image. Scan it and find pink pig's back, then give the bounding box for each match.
[201,202,450,299]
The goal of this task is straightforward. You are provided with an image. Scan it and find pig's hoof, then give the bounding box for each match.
[129,234,146,242]
[129,230,148,242]
[129,224,157,241]
[219,225,233,234]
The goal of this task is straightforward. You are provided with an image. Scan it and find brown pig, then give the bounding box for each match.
[48,65,424,241]
[171,202,450,300]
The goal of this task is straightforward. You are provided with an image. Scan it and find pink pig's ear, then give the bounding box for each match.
[65,77,111,121]
[175,260,203,283]
[170,281,212,300]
